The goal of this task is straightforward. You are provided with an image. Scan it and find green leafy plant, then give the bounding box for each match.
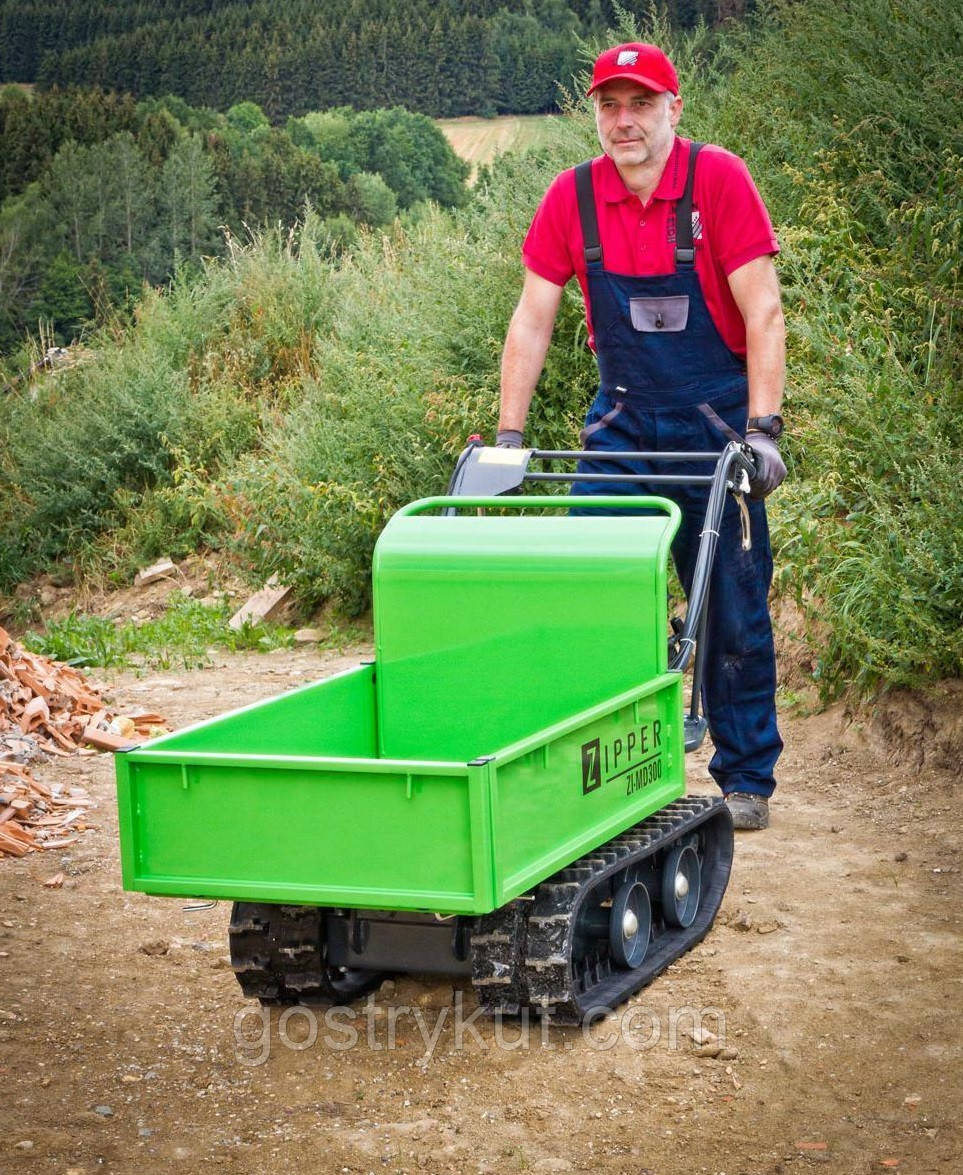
[24,596,295,670]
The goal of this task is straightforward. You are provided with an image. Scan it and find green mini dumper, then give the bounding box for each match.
[116,442,755,1023]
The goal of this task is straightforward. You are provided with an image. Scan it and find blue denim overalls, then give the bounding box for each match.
[570,144,782,798]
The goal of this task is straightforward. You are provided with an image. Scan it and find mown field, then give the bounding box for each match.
[437,114,557,174]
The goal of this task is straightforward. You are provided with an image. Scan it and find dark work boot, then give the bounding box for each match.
[725,791,770,831]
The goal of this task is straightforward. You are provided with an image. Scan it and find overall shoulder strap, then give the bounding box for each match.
[574,160,602,265]
[675,141,703,266]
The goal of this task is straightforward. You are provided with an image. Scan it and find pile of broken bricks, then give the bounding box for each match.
[0,760,94,859]
[1,560,298,861]
[0,624,169,859]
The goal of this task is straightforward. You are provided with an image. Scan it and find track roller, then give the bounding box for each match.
[661,842,702,928]
[609,880,651,969]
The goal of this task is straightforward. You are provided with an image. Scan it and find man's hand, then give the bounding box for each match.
[496,429,524,448]
[745,432,786,499]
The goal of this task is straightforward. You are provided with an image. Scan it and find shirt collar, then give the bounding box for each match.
[596,136,690,204]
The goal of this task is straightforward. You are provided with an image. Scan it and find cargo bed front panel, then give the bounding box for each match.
[118,754,490,912]
[373,512,676,763]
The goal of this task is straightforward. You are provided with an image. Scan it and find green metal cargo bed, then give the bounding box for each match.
[116,667,683,914]
[116,495,686,917]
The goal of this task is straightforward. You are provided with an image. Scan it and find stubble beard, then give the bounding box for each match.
[605,127,674,181]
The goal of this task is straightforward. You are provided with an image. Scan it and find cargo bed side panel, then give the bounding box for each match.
[139,663,379,758]
[488,674,685,906]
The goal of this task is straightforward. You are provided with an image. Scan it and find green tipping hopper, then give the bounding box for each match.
[116,445,750,1023]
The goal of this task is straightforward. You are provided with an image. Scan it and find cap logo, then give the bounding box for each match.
[616,50,639,66]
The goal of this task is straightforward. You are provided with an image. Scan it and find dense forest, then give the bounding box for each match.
[0,0,746,120]
[0,87,468,351]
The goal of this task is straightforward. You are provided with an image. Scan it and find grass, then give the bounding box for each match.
[24,596,296,670]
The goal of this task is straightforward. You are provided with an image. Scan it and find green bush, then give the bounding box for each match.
[225,146,598,614]
[0,215,338,588]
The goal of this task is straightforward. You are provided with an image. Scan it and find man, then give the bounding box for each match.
[496,42,786,830]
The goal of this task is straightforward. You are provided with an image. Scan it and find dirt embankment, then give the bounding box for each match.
[0,643,959,1174]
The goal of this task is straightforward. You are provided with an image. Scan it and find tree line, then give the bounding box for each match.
[0,86,469,353]
[0,0,744,122]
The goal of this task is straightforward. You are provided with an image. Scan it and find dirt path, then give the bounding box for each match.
[1,648,959,1174]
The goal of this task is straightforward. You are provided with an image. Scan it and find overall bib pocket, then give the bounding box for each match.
[629,295,690,332]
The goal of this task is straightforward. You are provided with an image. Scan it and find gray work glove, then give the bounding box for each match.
[745,432,787,500]
[495,429,524,448]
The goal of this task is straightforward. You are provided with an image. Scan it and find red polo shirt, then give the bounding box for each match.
[522,136,779,356]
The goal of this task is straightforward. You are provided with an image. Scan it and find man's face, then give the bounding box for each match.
[594,79,682,170]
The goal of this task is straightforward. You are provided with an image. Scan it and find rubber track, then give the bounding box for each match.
[471,900,529,1014]
[229,902,383,1006]
[506,796,732,1024]
[229,903,328,1004]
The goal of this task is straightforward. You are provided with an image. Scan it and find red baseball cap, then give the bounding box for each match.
[587,42,680,97]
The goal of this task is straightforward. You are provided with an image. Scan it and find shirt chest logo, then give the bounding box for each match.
[666,209,703,244]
